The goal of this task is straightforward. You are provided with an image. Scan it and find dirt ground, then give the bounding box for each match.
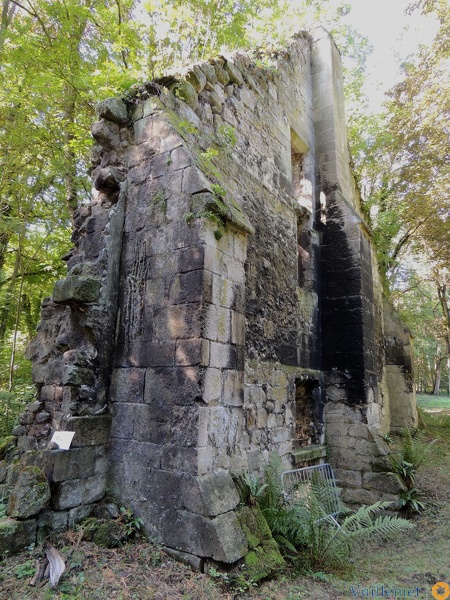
[1,413,449,600]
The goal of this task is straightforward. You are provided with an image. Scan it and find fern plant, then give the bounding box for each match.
[387,429,437,511]
[389,429,436,473]
[242,455,414,570]
[233,472,267,506]
[398,488,426,513]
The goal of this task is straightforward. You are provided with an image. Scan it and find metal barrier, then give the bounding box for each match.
[281,463,341,527]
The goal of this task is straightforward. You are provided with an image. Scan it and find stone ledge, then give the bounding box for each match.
[292,445,327,465]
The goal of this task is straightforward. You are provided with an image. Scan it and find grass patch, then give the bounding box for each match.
[417,393,450,412]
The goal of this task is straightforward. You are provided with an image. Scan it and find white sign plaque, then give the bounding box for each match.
[51,431,75,450]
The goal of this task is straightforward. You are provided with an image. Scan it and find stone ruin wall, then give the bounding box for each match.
[0,29,417,564]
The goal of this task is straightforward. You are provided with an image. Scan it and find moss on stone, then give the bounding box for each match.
[0,517,37,557]
[7,466,50,519]
[171,80,198,110]
[93,521,129,548]
[82,517,129,548]
[0,436,16,461]
[237,505,285,582]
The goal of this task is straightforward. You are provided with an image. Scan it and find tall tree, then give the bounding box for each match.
[0,0,141,389]
[346,0,449,393]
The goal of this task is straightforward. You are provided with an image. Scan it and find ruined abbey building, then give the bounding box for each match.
[1,29,417,566]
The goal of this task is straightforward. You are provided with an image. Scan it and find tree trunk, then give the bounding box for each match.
[21,293,35,339]
[0,248,20,340]
[448,357,450,397]
[437,282,450,397]
[8,272,24,391]
[432,355,443,396]
[0,0,16,51]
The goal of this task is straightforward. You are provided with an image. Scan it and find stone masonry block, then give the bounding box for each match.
[197,446,215,475]
[110,439,162,470]
[0,518,37,556]
[68,504,95,528]
[163,547,204,572]
[244,383,266,408]
[161,508,247,563]
[186,65,207,92]
[348,423,373,440]
[341,487,381,506]
[145,469,183,508]
[53,277,101,304]
[91,119,120,151]
[133,115,153,145]
[52,474,106,510]
[178,246,205,273]
[159,130,183,154]
[133,406,171,445]
[204,273,234,308]
[94,446,109,475]
[37,508,68,533]
[325,422,349,438]
[61,365,95,387]
[111,403,135,439]
[110,367,145,403]
[171,404,199,447]
[223,370,244,406]
[207,405,243,449]
[161,445,198,473]
[203,246,225,276]
[213,61,229,85]
[202,368,222,403]
[7,466,51,519]
[137,342,176,367]
[209,342,231,369]
[97,97,128,124]
[171,270,204,304]
[224,60,244,85]
[67,416,112,447]
[225,257,245,284]
[256,408,267,428]
[362,472,405,494]
[171,81,198,109]
[155,305,202,339]
[145,366,200,407]
[182,166,212,195]
[52,446,97,482]
[204,304,230,343]
[271,427,290,444]
[333,468,362,489]
[231,310,245,345]
[183,472,240,517]
[176,339,209,366]
[171,145,193,171]
[151,151,171,178]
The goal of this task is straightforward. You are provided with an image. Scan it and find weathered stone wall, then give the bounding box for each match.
[312,31,405,503]
[1,29,416,562]
[0,99,130,549]
[383,299,418,431]
[104,34,324,562]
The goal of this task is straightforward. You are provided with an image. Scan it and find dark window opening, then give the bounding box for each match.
[294,380,315,447]
[297,217,310,287]
[291,132,311,287]
[291,149,305,199]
